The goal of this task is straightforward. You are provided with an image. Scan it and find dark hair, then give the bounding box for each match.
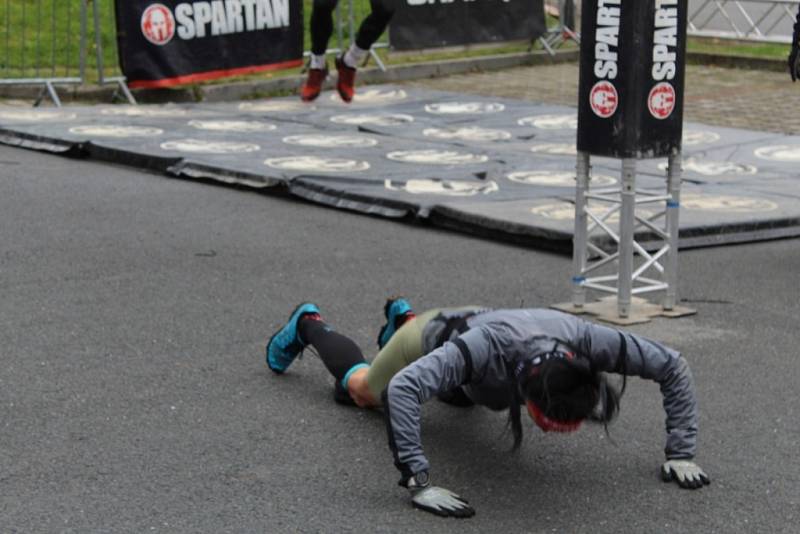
[507,357,624,450]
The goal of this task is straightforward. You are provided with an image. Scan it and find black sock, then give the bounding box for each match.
[299,317,367,383]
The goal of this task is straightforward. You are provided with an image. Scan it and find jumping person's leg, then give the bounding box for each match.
[335,0,395,102]
[302,0,339,101]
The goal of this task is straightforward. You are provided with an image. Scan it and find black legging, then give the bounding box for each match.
[299,317,366,383]
[310,0,395,56]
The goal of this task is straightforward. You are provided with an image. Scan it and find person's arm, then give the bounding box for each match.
[790,5,800,81]
[577,321,710,489]
[382,327,491,517]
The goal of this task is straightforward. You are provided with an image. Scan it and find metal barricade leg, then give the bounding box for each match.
[617,159,636,318]
[663,152,682,310]
[572,151,590,308]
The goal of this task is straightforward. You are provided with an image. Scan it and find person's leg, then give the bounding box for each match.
[335,0,395,101]
[361,308,442,401]
[297,313,371,396]
[302,0,339,101]
[352,0,395,58]
[310,0,338,57]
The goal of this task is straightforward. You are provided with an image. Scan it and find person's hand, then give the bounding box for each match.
[405,471,475,518]
[661,459,710,489]
[790,40,800,82]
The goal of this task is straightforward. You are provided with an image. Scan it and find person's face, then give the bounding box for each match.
[526,400,583,433]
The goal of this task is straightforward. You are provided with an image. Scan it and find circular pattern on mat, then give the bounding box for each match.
[682,130,721,146]
[518,114,578,130]
[332,88,408,104]
[530,201,655,222]
[507,170,616,187]
[102,106,188,117]
[658,158,757,176]
[264,156,370,172]
[188,120,276,132]
[530,143,578,156]
[161,139,260,153]
[330,113,414,126]
[681,193,778,213]
[386,149,488,165]
[69,125,164,137]
[239,101,312,113]
[753,145,800,163]
[0,110,77,121]
[384,178,498,196]
[424,102,505,114]
[282,134,378,148]
[423,126,512,142]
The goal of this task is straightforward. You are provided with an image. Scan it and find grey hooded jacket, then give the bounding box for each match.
[382,308,698,481]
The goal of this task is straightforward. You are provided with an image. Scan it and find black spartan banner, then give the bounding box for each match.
[577,0,687,159]
[115,0,304,89]
[389,0,546,51]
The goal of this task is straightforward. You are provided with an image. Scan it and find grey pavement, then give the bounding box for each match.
[1,136,799,533]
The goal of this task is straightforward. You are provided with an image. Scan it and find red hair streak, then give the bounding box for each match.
[526,401,583,433]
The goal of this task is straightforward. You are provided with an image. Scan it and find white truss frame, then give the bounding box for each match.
[571,153,682,319]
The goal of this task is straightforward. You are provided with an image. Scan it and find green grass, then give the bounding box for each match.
[687,37,789,60]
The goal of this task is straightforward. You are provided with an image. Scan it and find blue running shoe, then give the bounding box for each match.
[267,302,320,374]
[377,297,414,349]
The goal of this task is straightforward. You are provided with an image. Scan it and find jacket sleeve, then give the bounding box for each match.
[577,321,699,460]
[382,327,491,482]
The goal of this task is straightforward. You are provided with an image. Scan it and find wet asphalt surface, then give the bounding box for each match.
[1,143,798,533]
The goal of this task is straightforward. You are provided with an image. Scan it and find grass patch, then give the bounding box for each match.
[687,37,789,60]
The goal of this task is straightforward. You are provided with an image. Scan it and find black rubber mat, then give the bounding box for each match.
[2,86,799,252]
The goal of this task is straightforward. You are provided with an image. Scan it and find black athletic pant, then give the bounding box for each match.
[310,0,395,56]
[299,317,366,383]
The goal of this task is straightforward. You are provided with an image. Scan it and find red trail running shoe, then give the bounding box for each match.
[301,67,327,102]
[335,56,357,103]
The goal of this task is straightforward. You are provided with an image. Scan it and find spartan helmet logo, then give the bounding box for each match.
[141,4,176,46]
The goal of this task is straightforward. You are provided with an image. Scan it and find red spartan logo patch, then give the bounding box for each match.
[648,82,676,120]
[141,4,176,46]
[589,81,618,119]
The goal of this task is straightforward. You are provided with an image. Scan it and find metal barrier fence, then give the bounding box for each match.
[0,0,133,106]
[688,0,799,43]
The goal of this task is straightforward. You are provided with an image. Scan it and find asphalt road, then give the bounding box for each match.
[1,144,798,533]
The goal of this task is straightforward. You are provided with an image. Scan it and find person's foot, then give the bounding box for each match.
[266,303,321,374]
[335,55,356,103]
[301,67,328,102]
[377,297,415,349]
[333,380,357,406]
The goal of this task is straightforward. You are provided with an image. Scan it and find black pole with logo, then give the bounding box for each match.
[556,0,695,323]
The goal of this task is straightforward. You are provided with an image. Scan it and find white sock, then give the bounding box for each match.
[309,54,327,70]
[343,45,367,69]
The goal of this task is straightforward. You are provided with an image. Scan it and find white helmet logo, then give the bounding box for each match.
[141,4,176,46]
